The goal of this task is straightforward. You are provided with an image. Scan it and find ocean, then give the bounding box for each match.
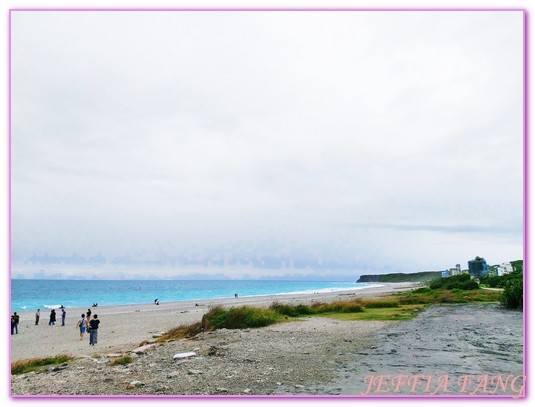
[10,279,375,311]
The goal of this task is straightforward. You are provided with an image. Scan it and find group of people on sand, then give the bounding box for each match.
[12,305,101,346]
[36,306,67,326]
[77,310,101,345]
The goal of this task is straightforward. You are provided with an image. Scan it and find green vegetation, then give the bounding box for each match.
[270,300,364,316]
[11,355,72,375]
[108,355,133,366]
[501,275,523,310]
[510,260,523,273]
[395,287,502,304]
[201,305,284,330]
[429,274,479,290]
[319,305,424,321]
[357,271,441,283]
[480,271,522,288]
[158,281,508,343]
[479,260,523,309]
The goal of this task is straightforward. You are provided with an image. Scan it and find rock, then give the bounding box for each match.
[208,346,225,356]
[188,369,203,375]
[131,344,156,355]
[48,366,66,372]
[167,372,180,379]
[294,384,305,388]
[216,388,229,393]
[127,381,144,389]
[243,389,251,394]
[173,351,197,359]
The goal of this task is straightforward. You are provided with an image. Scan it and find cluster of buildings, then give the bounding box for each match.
[441,257,515,279]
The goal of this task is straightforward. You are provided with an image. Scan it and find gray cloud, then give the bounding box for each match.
[10,10,524,278]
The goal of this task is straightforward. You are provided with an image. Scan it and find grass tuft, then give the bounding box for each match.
[157,322,203,342]
[11,355,72,375]
[108,355,133,366]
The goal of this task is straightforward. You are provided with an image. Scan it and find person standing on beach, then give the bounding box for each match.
[11,313,19,335]
[61,308,66,326]
[86,308,91,319]
[35,309,40,325]
[89,314,100,346]
[49,309,56,326]
[77,314,86,340]
[13,312,20,334]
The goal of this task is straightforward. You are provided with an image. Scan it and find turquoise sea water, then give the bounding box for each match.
[10,279,373,311]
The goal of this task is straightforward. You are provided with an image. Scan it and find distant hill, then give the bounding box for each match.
[357,271,442,283]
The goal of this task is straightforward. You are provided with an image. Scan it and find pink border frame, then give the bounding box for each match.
[7,7,528,400]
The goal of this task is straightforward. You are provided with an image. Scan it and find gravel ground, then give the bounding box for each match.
[11,317,388,396]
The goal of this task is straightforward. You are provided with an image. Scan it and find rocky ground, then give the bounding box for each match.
[11,317,387,396]
[11,303,524,397]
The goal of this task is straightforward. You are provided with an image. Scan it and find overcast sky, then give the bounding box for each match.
[10,10,524,279]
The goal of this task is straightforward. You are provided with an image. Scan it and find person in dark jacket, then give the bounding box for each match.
[89,314,100,346]
[11,313,20,335]
[49,309,56,326]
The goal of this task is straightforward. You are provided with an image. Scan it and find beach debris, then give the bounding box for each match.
[242,389,251,394]
[187,369,203,375]
[294,384,305,389]
[127,380,144,389]
[131,344,156,355]
[173,351,197,359]
[216,387,229,393]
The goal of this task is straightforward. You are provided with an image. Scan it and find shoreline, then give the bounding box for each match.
[10,282,419,362]
[10,281,381,313]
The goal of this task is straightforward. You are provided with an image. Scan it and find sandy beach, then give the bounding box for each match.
[10,283,417,362]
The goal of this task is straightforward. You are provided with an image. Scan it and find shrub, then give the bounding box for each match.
[430,274,479,290]
[202,306,282,330]
[270,302,315,317]
[501,277,523,309]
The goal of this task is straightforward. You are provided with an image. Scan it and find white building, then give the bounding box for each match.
[496,262,513,276]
